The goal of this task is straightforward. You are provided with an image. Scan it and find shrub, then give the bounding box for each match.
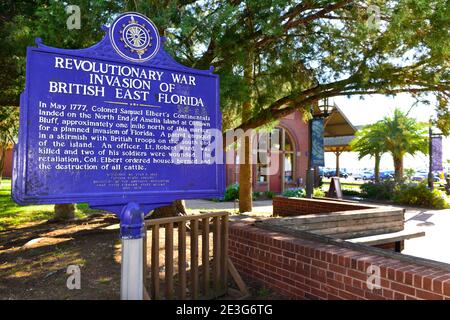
[393,182,450,209]
[404,168,416,181]
[264,191,274,199]
[313,188,325,197]
[360,181,396,200]
[253,191,262,200]
[282,187,306,198]
[224,183,239,201]
[342,189,362,197]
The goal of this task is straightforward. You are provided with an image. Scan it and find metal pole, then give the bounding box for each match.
[120,202,145,300]
[121,238,143,300]
[306,118,314,198]
[428,120,434,190]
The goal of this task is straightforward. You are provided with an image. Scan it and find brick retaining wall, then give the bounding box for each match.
[273,196,371,216]
[229,221,450,300]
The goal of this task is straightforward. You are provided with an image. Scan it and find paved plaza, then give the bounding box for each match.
[186,199,450,265]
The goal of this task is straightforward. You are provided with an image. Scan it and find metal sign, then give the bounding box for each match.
[431,135,443,171]
[12,12,224,216]
[311,118,325,167]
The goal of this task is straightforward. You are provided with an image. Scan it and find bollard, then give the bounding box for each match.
[120,202,145,300]
[305,168,315,198]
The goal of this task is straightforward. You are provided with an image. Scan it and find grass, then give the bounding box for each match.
[256,287,272,298]
[322,178,365,185]
[0,179,90,231]
[321,182,362,193]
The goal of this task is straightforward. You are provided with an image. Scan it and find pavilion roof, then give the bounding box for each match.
[315,103,358,152]
[324,135,354,152]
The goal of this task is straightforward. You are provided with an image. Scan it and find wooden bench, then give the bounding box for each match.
[260,206,406,239]
[348,229,425,252]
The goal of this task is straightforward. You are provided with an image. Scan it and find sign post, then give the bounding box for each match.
[12,12,224,300]
[120,202,144,300]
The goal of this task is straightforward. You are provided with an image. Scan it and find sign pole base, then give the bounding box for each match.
[121,238,143,300]
[120,202,145,300]
[306,168,314,198]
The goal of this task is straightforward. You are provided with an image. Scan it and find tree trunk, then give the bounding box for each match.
[54,204,75,221]
[374,153,381,183]
[393,155,404,182]
[238,36,254,213]
[239,133,253,213]
[0,146,6,184]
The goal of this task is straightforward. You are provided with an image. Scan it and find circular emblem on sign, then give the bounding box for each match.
[109,12,160,62]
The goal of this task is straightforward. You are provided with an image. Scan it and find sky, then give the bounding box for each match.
[324,93,450,173]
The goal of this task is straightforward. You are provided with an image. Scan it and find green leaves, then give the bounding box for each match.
[393,182,450,209]
[381,108,429,157]
[0,0,123,106]
[350,122,386,160]
[351,108,429,180]
[0,106,19,147]
[0,0,448,133]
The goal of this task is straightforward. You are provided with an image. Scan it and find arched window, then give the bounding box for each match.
[283,130,295,184]
[255,129,277,183]
[256,127,296,189]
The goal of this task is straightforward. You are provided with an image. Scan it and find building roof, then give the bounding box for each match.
[312,103,357,137]
[316,103,357,152]
[323,104,357,137]
[324,135,354,152]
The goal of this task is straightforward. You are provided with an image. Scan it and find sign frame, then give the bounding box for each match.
[12,13,225,215]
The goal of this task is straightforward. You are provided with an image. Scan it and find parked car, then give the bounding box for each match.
[318,167,327,178]
[411,171,440,182]
[324,170,349,179]
[379,171,394,180]
[411,172,427,181]
[352,170,393,181]
[353,171,373,181]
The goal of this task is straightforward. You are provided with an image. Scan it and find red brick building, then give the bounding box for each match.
[1,147,13,178]
[225,105,356,193]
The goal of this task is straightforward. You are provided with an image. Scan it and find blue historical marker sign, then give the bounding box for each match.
[12,12,224,216]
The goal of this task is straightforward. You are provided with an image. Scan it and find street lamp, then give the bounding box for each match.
[318,97,333,118]
[306,98,334,198]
